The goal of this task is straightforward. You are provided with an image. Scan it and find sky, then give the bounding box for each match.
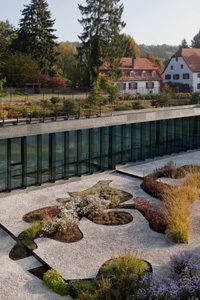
[0,0,200,46]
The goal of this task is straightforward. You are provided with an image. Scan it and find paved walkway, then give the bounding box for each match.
[120,149,200,177]
[1,150,200,298]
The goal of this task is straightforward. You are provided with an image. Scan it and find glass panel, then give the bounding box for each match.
[93,128,101,172]
[123,124,131,163]
[0,139,7,191]
[159,120,167,156]
[69,131,77,177]
[42,134,50,182]
[141,122,150,159]
[175,118,182,152]
[150,121,156,158]
[189,117,194,150]
[55,132,64,179]
[114,125,122,165]
[79,129,89,175]
[132,123,141,161]
[11,138,21,164]
[103,127,110,169]
[182,117,189,151]
[27,136,37,186]
[11,138,22,189]
[11,165,22,189]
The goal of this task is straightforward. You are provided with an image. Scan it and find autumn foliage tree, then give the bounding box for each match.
[123,34,140,58]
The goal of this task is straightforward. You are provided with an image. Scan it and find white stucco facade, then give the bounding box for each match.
[121,80,160,94]
[162,51,200,92]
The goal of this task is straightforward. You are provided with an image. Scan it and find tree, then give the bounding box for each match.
[12,0,57,74]
[3,53,40,87]
[78,0,126,84]
[123,34,140,58]
[191,30,200,48]
[0,20,17,67]
[55,42,78,78]
[143,53,164,72]
[179,38,189,49]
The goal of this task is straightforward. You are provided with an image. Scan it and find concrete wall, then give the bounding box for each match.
[1,105,200,140]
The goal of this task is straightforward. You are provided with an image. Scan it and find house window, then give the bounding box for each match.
[183,73,190,79]
[165,74,171,80]
[171,66,173,70]
[130,71,135,77]
[152,71,156,77]
[198,83,200,89]
[146,82,154,89]
[173,74,180,80]
[198,73,200,78]
[142,71,146,77]
[181,64,183,69]
[129,82,137,89]
[118,83,125,90]
[176,57,178,61]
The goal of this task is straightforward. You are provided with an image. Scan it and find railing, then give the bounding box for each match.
[0,105,106,127]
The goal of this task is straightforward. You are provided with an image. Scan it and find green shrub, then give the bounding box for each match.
[63,98,79,115]
[189,92,200,104]
[25,221,42,239]
[114,106,132,111]
[77,252,150,300]
[132,100,148,109]
[43,269,70,296]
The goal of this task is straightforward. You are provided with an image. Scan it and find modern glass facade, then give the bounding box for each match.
[1,115,200,192]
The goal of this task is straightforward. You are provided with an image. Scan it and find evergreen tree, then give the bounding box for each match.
[179,38,189,49]
[12,0,57,74]
[191,30,200,48]
[78,0,125,84]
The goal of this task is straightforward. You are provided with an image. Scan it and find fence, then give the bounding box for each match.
[0,105,104,127]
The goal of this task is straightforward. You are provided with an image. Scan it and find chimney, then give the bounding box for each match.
[132,58,136,69]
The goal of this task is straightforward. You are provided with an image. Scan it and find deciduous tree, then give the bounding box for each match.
[3,53,40,87]
[123,34,140,58]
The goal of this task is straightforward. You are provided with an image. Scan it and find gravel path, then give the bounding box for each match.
[0,227,72,300]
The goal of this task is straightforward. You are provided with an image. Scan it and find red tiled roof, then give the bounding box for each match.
[100,57,161,81]
[173,48,200,72]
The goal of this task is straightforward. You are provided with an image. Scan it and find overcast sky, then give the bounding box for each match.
[0,0,200,46]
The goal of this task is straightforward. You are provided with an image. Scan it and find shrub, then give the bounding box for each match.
[133,197,166,233]
[133,251,200,299]
[43,269,70,296]
[62,98,79,115]
[77,252,150,300]
[114,106,132,111]
[164,186,191,243]
[25,221,42,238]
[189,92,200,104]
[132,100,148,109]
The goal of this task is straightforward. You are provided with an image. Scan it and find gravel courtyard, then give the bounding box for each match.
[0,150,200,299]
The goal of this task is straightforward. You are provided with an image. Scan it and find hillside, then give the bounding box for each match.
[138,44,179,62]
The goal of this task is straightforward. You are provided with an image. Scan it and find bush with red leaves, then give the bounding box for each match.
[133,197,166,233]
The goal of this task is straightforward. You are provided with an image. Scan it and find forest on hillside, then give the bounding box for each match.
[138,44,179,62]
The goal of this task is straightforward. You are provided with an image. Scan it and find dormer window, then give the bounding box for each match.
[152,71,156,77]
[130,71,135,77]
[142,71,146,77]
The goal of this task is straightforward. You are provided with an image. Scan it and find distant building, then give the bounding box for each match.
[100,57,163,94]
[162,48,200,92]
